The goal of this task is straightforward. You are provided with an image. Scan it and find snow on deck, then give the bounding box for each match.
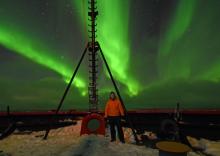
[61,135,158,156]
[0,121,219,156]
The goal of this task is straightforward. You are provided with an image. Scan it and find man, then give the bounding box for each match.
[104,91,125,143]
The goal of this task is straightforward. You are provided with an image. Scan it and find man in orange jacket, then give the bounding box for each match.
[105,91,125,143]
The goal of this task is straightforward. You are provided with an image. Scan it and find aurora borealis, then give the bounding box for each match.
[0,23,86,90]
[0,0,220,111]
[73,0,140,95]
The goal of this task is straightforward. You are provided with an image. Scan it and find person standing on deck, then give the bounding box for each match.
[104,91,125,143]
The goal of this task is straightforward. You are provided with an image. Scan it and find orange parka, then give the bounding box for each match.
[104,99,125,118]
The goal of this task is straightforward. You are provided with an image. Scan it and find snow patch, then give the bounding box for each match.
[0,121,218,156]
[61,135,158,156]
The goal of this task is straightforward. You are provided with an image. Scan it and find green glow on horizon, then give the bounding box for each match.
[0,24,87,94]
[73,0,140,96]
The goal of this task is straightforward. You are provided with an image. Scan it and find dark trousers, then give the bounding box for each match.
[108,116,125,143]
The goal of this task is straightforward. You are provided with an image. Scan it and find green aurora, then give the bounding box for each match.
[0,23,86,92]
[73,0,140,96]
[0,0,220,111]
[158,0,220,82]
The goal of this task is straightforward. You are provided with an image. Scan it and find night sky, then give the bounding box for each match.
[1,0,220,111]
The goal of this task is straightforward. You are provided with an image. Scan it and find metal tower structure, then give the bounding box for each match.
[43,0,139,144]
[88,0,99,111]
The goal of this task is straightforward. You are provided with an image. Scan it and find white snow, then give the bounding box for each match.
[0,121,82,156]
[188,136,220,156]
[0,121,219,156]
[60,135,158,156]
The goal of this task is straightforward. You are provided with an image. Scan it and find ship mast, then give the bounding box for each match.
[88,0,99,112]
[44,0,139,144]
